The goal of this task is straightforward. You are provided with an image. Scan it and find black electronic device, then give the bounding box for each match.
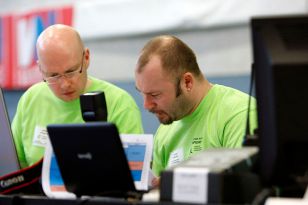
[47,122,142,199]
[80,91,107,122]
[0,88,20,176]
[160,147,261,204]
[251,14,308,196]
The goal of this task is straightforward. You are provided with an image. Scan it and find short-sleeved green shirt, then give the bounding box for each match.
[12,76,143,168]
[152,84,257,176]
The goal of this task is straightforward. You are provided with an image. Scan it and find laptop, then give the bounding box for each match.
[0,88,20,176]
[46,122,143,199]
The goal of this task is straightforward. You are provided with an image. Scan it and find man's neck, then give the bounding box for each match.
[190,79,212,114]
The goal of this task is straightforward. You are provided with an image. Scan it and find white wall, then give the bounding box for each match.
[1,0,307,82]
[86,25,252,81]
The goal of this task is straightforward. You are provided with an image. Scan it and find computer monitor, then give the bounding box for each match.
[251,14,308,196]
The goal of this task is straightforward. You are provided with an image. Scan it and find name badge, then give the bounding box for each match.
[168,148,184,168]
[32,126,48,147]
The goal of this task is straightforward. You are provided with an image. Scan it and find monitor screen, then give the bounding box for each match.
[0,88,20,176]
[251,14,308,196]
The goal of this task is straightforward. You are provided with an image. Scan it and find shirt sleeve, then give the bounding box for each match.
[108,93,144,134]
[221,109,250,148]
[152,138,165,176]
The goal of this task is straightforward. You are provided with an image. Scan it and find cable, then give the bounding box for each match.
[251,188,274,205]
[243,62,258,146]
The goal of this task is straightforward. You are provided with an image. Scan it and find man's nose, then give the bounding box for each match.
[59,76,71,89]
[143,95,155,110]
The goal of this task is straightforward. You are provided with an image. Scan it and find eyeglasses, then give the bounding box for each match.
[42,52,84,85]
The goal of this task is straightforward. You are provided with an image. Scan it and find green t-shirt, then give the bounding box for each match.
[152,84,257,176]
[12,76,143,168]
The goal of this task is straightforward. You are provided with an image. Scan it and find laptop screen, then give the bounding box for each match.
[47,122,139,198]
[0,88,20,176]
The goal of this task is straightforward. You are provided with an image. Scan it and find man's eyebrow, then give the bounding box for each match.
[45,71,59,76]
[64,64,80,72]
[135,87,161,95]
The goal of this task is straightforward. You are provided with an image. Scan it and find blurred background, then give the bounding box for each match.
[1,0,307,133]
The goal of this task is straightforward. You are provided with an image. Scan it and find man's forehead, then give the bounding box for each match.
[140,57,168,78]
[136,73,174,95]
[39,61,79,74]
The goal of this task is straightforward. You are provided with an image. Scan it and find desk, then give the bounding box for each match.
[0,195,213,205]
[0,195,133,205]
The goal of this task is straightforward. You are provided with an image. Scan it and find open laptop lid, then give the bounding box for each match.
[47,122,139,198]
[0,88,20,176]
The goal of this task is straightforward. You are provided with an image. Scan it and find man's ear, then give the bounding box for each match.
[84,48,90,69]
[182,72,193,92]
[84,48,90,60]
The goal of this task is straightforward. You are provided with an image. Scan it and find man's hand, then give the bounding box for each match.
[151,176,160,188]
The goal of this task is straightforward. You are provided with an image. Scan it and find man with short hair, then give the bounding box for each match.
[135,35,257,177]
[12,24,143,168]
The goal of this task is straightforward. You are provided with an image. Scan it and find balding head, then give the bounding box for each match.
[36,24,84,65]
[136,35,202,81]
[36,24,90,102]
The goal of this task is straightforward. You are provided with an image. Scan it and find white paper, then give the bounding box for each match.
[304,185,308,200]
[266,198,308,205]
[120,134,153,191]
[42,133,153,198]
[172,167,209,204]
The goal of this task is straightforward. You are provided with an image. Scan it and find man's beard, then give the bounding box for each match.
[149,109,174,125]
[150,82,183,125]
